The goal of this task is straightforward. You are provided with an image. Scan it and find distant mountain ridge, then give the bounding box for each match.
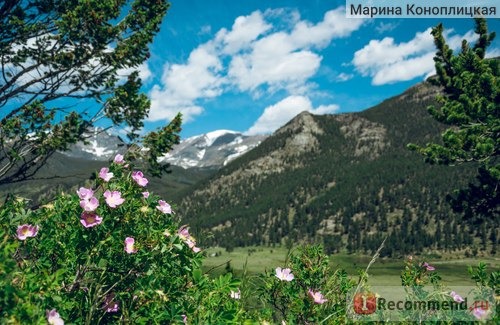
[1,128,265,203]
[62,127,127,161]
[159,130,267,169]
[60,128,267,170]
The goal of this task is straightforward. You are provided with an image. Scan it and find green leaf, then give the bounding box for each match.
[193,268,203,283]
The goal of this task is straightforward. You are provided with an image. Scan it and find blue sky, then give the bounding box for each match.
[135,0,500,138]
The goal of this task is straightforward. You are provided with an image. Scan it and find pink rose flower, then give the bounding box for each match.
[76,187,94,200]
[471,307,489,320]
[156,200,172,214]
[80,212,102,228]
[17,224,39,240]
[422,262,435,271]
[103,190,125,208]
[177,226,191,241]
[450,291,464,303]
[80,197,99,212]
[99,167,113,182]
[275,267,294,281]
[308,289,328,304]
[186,239,201,253]
[124,237,137,254]
[132,171,148,187]
[113,154,124,164]
[177,226,200,252]
[47,309,64,325]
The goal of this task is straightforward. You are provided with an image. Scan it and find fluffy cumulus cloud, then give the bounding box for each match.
[147,42,223,122]
[216,10,272,55]
[228,7,364,93]
[148,6,364,123]
[352,28,477,85]
[291,7,364,46]
[246,95,338,135]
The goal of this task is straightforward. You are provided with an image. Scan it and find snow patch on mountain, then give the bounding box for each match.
[82,139,114,157]
[197,148,206,160]
[204,130,239,147]
[61,128,126,161]
[160,130,267,169]
[223,145,249,166]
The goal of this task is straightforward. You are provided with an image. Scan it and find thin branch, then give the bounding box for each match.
[205,260,233,274]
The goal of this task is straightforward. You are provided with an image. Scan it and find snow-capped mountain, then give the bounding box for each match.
[60,128,267,169]
[61,128,127,161]
[160,130,267,169]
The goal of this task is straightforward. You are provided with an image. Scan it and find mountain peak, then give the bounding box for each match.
[276,110,324,136]
[161,130,267,169]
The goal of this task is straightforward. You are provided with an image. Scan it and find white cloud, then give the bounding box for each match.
[352,28,478,85]
[148,85,204,122]
[446,30,476,49]
[228,7,365,93]
[335,72,354,82]
[375,22,398,34]
[246,95,338,135]
[117,62,152,82]
[148,7,363,123]
[162,44,222,99]
[147,42,222,122]
[228,41,321,93]
[353,28,434,77]
[290,7,364,49]
[216,10,272,54]
[371,52,435,85]
[486,47,500,58]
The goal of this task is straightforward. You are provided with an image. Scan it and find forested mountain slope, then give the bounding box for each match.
[178,82,496,257]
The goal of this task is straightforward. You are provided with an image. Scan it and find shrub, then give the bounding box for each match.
[0,156,241,323]
[254,245,355,324]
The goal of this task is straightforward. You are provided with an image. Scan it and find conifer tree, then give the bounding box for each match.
[0,0,179,183]
[410,19,499,223]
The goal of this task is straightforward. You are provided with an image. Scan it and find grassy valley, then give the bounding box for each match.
[202,246,499,286]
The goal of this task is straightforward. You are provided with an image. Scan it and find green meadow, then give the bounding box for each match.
[202,246,499,286]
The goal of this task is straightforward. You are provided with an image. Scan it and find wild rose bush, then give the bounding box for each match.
[346,256,499,323]
[254,245,355,324]
[252,247,498,324]
[0,155,498,324]
[0,156,241,323]
[398,257,498,323]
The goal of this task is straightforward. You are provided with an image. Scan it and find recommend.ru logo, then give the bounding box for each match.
[347,286,495,322]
